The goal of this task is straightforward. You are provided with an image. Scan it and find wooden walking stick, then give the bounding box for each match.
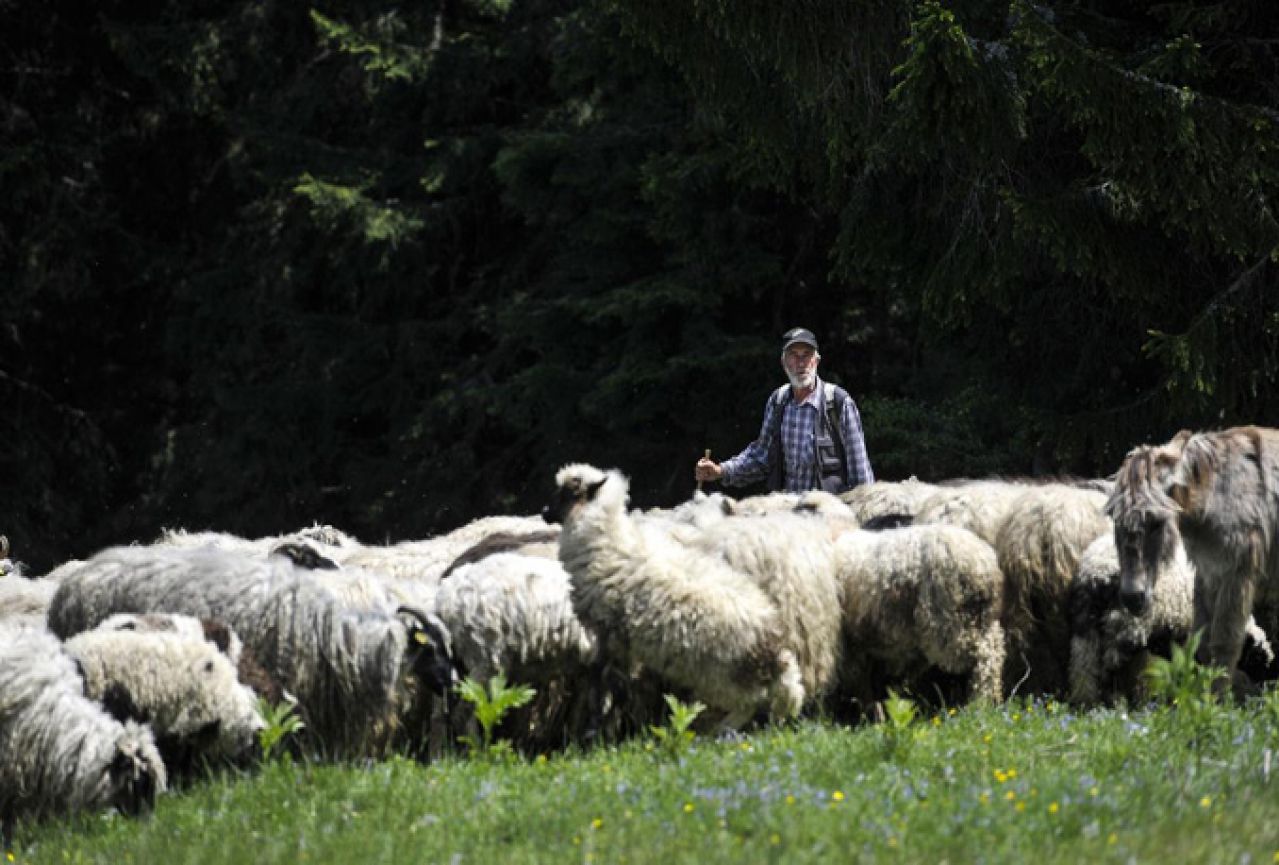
[697,449,711,491]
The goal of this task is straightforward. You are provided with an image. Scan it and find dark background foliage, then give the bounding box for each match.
[4,0,1278,573]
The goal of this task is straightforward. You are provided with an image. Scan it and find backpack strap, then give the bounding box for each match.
[767,385,791,492]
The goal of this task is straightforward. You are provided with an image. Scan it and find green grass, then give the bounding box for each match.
[10,698,1279,864]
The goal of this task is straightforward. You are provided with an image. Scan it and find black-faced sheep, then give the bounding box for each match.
[545,464,804,730]
[0,621,166,837]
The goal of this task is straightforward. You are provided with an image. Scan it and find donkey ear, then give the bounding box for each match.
[1168,429,1195,451]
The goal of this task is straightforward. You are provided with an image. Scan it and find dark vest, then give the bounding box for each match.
[766,382,850,494]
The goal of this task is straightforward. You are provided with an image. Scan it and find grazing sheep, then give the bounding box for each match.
[680,512,844,706]
[439,529,561,579]
[46,545,456,758]
[65,628,266,771]
[913,480,1028,546]
[0,576,56,624]
[546,464,804,730]
[0,621,166,836]
[839,478,942,526]
[435,552,606,751]
[95,611,286,707]
[833,524,1006,712]
[992,484,1111,698]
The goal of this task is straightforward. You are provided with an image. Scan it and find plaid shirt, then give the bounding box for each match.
[720,376,874,493]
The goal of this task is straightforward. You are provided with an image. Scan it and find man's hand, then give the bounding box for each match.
[695,457,723,483]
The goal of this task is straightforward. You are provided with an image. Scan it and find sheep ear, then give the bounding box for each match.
[720,497,736,516]
[587,477,607,498]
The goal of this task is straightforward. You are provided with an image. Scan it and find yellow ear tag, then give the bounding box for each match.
[414,631,432,647]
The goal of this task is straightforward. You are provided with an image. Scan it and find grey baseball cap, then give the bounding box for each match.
[781,327,818,353]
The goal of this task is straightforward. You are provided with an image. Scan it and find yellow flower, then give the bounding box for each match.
[591,818,603,830]
[994,769,1007,783]
[1089,786,1099,798]
[1015,802,1026,813]
[1012,713,1021,722]
[1200,796,1212,809]
[1007,768,1017,779]
[1004,790,1016,801]
[832,790,845,802]
[983,734,993,744]
[1108,833,1118,846]
[932,716,941,727]
[1048,802,1059,815]
[740,742,752,751]
[770,834,781,846]
[887,836,899,848]
[948,707,957,716]
[683,802,695,813]
[785,795,796,806]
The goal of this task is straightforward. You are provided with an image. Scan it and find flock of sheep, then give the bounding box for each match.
[3,455,1276,838]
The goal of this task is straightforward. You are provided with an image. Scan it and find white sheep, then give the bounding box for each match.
[679,511,844,707]
[0,576,56,625]
[994,485,1111,698]
[65,628,266,770]
[95,611,285,707]
[46,544,456,758]
[0,621,166,834]
[839,477,943,525]
[913,480,1029,545]
[435,552,605,751]
[833,524,1006,712]
[546,463,804,730]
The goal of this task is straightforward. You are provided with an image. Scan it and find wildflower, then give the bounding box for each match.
[932,716,941,727]
[1048,802,1059,815]
[1089,786,1099,798]
[770,834,781,846]
[979,792,990,805]
[683,802,695,814]
[1108,833,1118,846]
[983,734,993,744]
[1012,713,1021,722]
[887,836,899,848]
[994,769,1007,783]
[740,742,752,752]
[592,818,603,830]
[536,754,548,765]
[785,795,796,806]
[948,707,957,716]
[1015,802,1026,813]
[1004,791,1016,801]
[1200,796,1212,809]
[832,790,845,802]
[1007,768,1017,779]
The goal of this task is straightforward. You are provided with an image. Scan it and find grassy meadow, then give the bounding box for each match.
[9,693,1279,865]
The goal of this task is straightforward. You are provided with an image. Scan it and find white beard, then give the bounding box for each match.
[786,369,816,390]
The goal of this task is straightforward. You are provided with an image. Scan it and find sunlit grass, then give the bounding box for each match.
[10,697,1279,864]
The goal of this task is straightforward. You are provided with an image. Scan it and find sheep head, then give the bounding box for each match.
[397,605,457,696]
[107,722,167,817]
[544,463,626,524]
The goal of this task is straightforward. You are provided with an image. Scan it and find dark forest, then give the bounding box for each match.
[5,0,1279,573]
